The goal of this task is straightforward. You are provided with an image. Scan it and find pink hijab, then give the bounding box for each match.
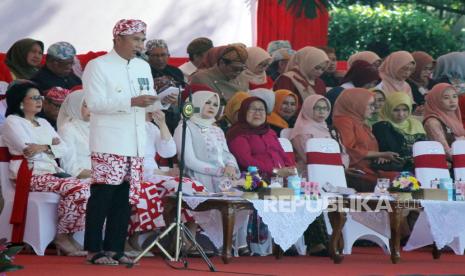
[424,83,465,137]
[379,51,415,97]
[290,95,331,140]
[347,51,381,68]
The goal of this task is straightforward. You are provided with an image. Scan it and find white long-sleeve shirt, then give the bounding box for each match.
[83,50,156,157]
[143,122,176,179]
[2,115,67,179]
[58,119,91,177]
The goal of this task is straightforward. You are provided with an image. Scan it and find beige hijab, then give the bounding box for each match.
[347,51,381,68]
[379,51,415,98]
[242,47,272,85]
[283,46,329,100]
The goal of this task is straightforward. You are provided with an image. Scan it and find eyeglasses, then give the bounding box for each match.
[248,108,266,114]
[228,63,247,73]
[313,106,330,112]
[28,95,44,102]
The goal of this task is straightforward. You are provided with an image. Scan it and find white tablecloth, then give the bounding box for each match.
[246,198,329,251]
[404,200,465,254]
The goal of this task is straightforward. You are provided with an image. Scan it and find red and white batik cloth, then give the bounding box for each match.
[129,176,205,234]
[90,152,143,205]
[30,174,90,234]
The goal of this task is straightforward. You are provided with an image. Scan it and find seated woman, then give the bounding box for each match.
[273,47,329,105]
[241,47,273,89]
[5,38,44,80]
[273,89,299,132]
[57,90,91,179]
[249,88,287,136]
[407,51,436,107]
[174,90,248,254]
[2,82,89,256]
[217,91,250,133]
[367,89,386,126]
[423,83,465,158]
[290,95,349,174]
[326,60,380,125]
[332,88,401,191]
[373,92,426,171]
[226,96,295,177]
[377,51,416,99]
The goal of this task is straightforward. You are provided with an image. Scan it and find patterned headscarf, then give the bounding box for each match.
[45,86,72,104]
[47,42,76,60]
[113,19,147,37]
[145,39,169,53]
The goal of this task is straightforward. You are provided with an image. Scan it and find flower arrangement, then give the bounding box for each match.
[0,238,23,273]
[240,166,268,191]
[389,171,421,192]
[302,181,320,200]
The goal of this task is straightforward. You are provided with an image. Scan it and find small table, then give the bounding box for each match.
[327,196,426,264]
[164,196,254,264]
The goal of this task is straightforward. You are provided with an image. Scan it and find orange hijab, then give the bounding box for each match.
[424,83,465,137]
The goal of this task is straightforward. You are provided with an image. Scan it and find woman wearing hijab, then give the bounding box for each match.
[249,88,288,136]
[227,96,295,176]
[367,89,386,126]
[273,47,329,105]
[377,51,416,99]
[175,90,239,192]
[347,51,382,69]
[240,47,273,89]
[332,88,400,191]
[174,90,249,255]
[290,94,349,173]
[433,52,465,94]
[57,90,91,179]
[407,51,436,106]
[3,82,89,256]
[218,91,250,132]
[274,89,299,129]
[423,83,465,158]
[326,60,380,126]
[373,92,426,171]
[5,38,44,80]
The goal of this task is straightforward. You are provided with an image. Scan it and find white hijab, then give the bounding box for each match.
[57,90,89,136]
[189,90,220,127]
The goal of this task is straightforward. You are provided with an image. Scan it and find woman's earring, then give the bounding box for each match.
[20,103,24,110]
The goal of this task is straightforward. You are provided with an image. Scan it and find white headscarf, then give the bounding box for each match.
[57,90,88,134]
[249,88,275,114]
[189,91,220,127]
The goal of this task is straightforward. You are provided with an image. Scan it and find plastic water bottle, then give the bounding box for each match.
[287,175,301,199]
[439,178,454,201]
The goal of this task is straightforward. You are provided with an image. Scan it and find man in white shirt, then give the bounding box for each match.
[83,19,159,266]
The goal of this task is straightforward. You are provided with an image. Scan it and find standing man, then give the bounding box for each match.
[83,19,158,265]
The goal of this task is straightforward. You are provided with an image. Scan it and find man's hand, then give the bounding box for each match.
[131,95,159,108]
[161,93,178,105]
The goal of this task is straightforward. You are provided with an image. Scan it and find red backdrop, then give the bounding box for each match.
[256,0,329,50]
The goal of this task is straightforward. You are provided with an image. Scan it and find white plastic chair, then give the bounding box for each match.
[280,128,293,140]
[0,136,60,255]
[452,140,465,181]
[413,141,450,188]
[306,138,390,255]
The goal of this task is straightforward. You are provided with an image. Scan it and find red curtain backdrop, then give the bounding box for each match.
[256,0,329,51]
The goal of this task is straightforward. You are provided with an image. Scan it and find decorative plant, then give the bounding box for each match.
[240,166,268,191]
[0,239,23,273]
[389,172,421,193]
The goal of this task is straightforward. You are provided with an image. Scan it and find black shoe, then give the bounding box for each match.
[238,247,251,256]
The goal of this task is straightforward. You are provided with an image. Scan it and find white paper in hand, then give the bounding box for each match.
[157,86,180,101]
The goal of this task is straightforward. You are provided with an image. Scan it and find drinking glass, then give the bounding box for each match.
[219,177,233,192]
[375,178,390,195]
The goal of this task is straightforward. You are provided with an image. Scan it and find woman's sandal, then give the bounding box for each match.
[87,252,119,266]
[110,252,136,265]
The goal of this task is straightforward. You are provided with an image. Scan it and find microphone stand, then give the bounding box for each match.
[128,85,216,272]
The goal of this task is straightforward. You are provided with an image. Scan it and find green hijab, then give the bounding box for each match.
[380,92,426,135]
[5,38,44,79]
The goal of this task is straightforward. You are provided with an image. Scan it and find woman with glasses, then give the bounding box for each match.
[407,51,436,108]
[290,95,349,174]
[376,51,416,99]
[226,96,295,177]
[2,82,89,256]
[332,88,400,191]
[373,92,426,171]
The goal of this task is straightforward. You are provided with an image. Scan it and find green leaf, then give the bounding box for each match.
[0,264,24,272]
[4,246,23,257]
